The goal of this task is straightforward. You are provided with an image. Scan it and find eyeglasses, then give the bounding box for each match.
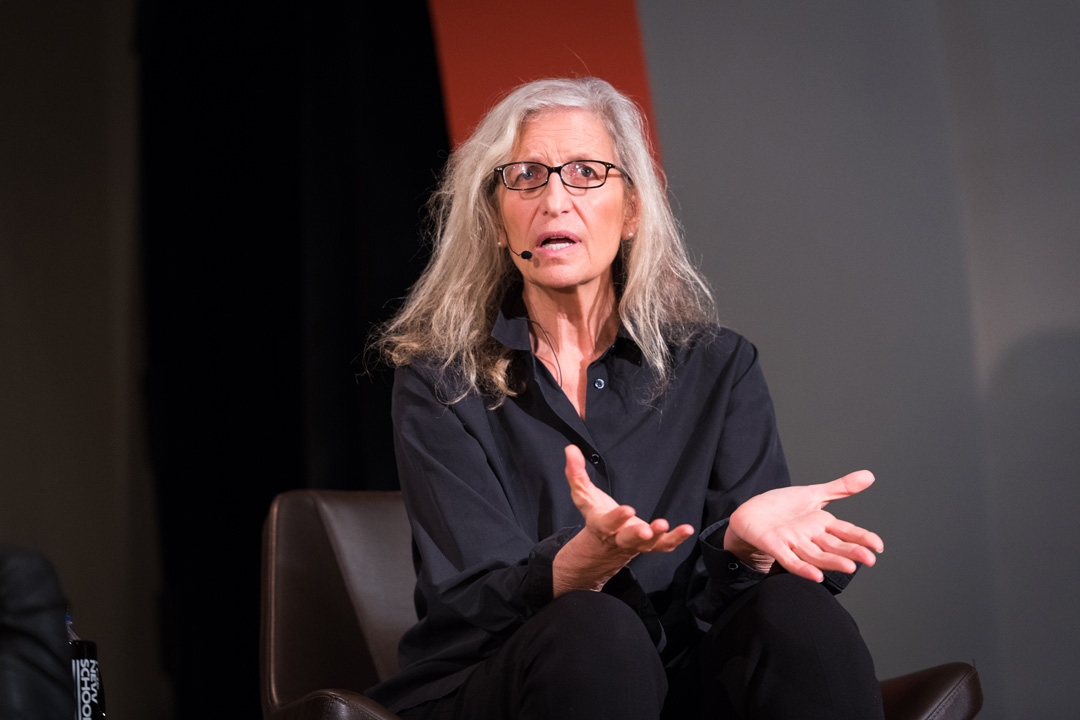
[493,160,631,191]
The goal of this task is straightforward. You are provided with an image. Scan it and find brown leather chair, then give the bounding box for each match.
[260,490,983,720]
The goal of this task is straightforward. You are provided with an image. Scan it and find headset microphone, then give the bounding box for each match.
[500,228,534,260]
[504,240,533,261]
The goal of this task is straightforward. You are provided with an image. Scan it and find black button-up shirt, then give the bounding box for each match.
[368,293,848,712]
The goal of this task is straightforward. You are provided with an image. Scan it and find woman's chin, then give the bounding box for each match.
[523,267,612,295]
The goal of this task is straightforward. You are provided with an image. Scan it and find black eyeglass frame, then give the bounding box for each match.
[493,160,633,191]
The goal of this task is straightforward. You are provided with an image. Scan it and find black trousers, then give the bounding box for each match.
[0,549,74,720]
[399,573,883,720]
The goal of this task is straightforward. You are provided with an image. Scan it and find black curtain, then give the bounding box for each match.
[139,1,448,716]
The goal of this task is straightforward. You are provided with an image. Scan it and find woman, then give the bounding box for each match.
[369,77,885,719]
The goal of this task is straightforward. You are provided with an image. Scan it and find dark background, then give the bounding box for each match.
[139,1,446,717]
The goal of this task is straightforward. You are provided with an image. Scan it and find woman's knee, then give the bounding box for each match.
[539,591,647,634]
[704,573,868,673]
[700,574,882,719]
[518,591,666,718]
[532,591,658,661]
[520,592,663,684]
[744,573,860,640]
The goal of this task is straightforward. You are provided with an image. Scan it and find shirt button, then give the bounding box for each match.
[590,454,601,465]
[593,378,606,389]
[728,562,740,571]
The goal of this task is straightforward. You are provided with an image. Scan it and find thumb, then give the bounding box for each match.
[564,445,599,514]
[564,444,588,477]
[817,470,875,505]
[564,445,594,491]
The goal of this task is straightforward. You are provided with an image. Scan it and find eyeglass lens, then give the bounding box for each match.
[501,161,609,190]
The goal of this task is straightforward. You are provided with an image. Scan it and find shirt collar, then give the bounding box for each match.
[490,285,635,353]
[491,289,532,351]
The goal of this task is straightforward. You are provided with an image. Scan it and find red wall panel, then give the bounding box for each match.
[427,0,657,151]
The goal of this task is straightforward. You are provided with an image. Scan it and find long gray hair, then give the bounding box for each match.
[371,77,716,404]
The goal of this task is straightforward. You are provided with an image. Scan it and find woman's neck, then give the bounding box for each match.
[521,278,619,420]
[521,279,619,361]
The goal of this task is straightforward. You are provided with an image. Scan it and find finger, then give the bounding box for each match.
[815,470,875,505]
[626,518,679,552]
[770,545,825,583]
[564,445,605,514]
[631,518,674,551]
[770,527,857,573]
[812,532,879,568]
[614,520,656,551]
[793,541,859,574]
[753,533,822,581]
[564,445,590,486]
[590,504,638,535]
[827,519,885,554]
[823,532,882,566]
[650,524,696,552]
[616,521,695,553]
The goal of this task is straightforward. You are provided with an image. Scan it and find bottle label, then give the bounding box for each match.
[70,645,106,720]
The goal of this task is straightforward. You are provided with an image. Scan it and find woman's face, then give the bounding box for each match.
[498,109,634,295]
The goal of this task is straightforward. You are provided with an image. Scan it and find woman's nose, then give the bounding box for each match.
[538,174,572,214]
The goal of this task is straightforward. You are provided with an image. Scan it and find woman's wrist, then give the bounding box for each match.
[552,530,636,596]
[722,526,776,574]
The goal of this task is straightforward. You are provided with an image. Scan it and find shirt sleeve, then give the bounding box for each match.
[391,364,577,669]
[687,338,803,624]
[685,339,858,626]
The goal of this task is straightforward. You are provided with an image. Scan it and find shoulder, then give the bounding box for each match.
[655,325,769,405]
[393,360,486,412]
[675,325,760,379]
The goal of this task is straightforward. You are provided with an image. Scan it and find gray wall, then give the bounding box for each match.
[638,1,1080,718]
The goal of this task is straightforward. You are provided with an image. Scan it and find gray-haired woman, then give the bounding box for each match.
[369,77,885,720]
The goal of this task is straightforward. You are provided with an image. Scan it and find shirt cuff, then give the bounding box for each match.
[527,526,580,611]
[699,517,771,583]
[688,517,770,624]
[701,518,857,594]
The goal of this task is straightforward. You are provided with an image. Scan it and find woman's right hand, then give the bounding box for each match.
[553,445,695,596]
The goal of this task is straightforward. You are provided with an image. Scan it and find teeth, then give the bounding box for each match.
[544,241,574,251]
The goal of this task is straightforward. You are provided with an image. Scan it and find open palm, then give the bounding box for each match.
[724,471,884,582]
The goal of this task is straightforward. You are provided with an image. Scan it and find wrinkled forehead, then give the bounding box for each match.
[511,107,618,160]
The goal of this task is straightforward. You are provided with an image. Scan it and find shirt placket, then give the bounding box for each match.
[527,351,611,494]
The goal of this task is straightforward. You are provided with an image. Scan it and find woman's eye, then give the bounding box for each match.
[511,164,544,186]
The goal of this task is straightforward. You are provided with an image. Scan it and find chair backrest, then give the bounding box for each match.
[261,490,415,716]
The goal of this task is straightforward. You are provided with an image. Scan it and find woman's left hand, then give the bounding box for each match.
[723,471,885,582]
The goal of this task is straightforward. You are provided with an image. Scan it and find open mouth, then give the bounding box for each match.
[538,233,580,252]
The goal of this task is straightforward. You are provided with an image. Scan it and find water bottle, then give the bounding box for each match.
[68,612,106,719]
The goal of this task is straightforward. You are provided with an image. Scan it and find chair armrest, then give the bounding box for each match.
[880,662,983,720]
[269,689,401,720]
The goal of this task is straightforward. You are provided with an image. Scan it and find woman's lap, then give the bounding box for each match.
[400,590,666,720]
[399,575,882,720]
